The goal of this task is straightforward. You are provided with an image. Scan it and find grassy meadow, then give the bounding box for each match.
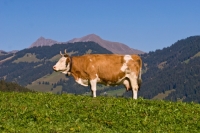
[0,92,200,132]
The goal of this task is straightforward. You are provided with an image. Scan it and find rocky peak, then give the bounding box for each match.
[69,34,144,54]
[29,37,57,48]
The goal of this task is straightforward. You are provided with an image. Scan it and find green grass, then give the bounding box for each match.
[27,72,67,92]
[183,51,200,64]
[0,55,15,64]
[49,54,61,62]
[51,86,62,94]
[27,84,53,92]
[194,51,200,57]
[13,53,40,63]
[152,89,175,100]
[34,72,67,84]
[100,88,125,96]
[157,61,167,69]
[27,83,62,94]
[0,92,200,132]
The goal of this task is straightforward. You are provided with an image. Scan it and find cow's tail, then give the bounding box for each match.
[137,63,142,91]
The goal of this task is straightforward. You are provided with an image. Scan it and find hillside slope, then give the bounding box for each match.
[125,36,200,103]
[0,80,33,92]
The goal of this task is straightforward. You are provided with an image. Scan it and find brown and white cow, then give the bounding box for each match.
[53,50,142,99]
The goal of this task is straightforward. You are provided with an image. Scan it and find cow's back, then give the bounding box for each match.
[89,54,125,83]
[71,54,124,82]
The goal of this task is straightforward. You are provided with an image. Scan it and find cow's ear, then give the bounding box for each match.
[66,57,70,63]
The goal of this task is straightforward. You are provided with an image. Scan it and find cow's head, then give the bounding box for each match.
[53,49,71,75]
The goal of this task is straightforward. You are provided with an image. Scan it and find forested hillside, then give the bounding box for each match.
[124,36,200,103]
[0,80,33,92]
[1,36,200,103]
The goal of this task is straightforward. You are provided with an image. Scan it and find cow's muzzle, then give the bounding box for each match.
[53,66,57,71]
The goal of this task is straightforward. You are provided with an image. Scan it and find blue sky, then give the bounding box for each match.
[1,0,200,52]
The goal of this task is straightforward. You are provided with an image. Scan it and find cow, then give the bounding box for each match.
[53,50,142,99]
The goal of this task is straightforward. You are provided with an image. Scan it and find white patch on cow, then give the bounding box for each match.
[124,55,133,63]
[120,55,133,72]
[96,74,101,82]
[76,78,88,86]
[62,71,68,74]
[117,75,126,83]
[130,72,137,79]
[123,79,130,90]
[120,63,127,72]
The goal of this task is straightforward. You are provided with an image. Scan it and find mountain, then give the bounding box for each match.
[0,50,7,55]
[29,37,58,48]
[0,50,18,56]
[68,34,144,54]
[0,51,15,64]
[29,34,144,54]
[8,50,19,54]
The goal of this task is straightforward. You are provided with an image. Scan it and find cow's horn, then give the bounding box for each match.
[64,49,67,54]
[60,51,63,56]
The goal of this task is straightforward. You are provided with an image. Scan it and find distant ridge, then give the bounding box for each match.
[29,37,58,48]
[0,50,6,54]
[68,34,144,54]
[29,34,144,54]
[0,50,18,54]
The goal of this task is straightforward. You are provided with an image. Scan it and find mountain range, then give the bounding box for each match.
[1,35,200,103]
[29,34,144,54]
[0,50,18,54]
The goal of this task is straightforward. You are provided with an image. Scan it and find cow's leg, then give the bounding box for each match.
[90,78,97,97]
[129,72,139,99]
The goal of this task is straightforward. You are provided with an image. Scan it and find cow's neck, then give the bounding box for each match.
[65,57,73,76]
[69,57,81,79]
